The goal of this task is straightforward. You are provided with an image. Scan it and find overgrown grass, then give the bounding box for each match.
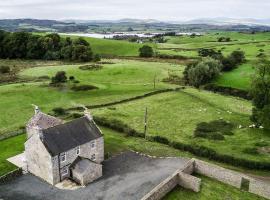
[164,174,267,200]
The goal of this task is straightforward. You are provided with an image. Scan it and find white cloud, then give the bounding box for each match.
[0,0,269,20]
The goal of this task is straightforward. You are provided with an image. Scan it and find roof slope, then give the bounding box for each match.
[70,156,100,175]
[27,112,63,130]
[42,117,102,156]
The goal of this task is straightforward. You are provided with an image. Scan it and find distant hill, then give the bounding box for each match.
[0,18,270,33]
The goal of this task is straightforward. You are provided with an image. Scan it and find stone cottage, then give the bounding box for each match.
[24,106,104,186]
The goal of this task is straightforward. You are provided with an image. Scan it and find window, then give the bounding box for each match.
[91,154,96,161]
[61,166,68,176]
[91,141,96,148]
[76,146,80,155]
[60,152,66,162]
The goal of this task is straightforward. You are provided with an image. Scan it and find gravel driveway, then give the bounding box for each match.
[0,151,189,200]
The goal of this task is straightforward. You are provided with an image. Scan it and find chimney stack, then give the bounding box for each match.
[83,106,93,121]
[32,104,40,115]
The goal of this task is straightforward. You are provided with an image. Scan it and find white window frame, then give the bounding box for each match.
[61,166,68,176]
[76,146,80,155]
[60,152,66,163]
[91,140,96,149]
[91,154,96,161]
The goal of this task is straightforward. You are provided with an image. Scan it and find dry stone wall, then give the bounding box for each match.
[178,172,201,192]
[194,159,270,200]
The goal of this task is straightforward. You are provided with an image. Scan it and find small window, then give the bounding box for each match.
[91,141,96,148]
[61,166,68,176]
[60,153,66,162]
[91,154,96,161]
[76,146,80,155]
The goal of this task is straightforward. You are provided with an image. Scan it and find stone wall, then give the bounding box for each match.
[141,170,179,200]
[141,159,201,200]
[194,159,270,200]
[194,159,243,188]
[178,172,201,192]
[249,179,270,199]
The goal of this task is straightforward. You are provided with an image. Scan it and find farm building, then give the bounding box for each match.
[24,106,104,186]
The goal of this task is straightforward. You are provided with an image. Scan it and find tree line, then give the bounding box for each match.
[0,30,98,62]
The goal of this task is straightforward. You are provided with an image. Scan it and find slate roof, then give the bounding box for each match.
[70,156,100,175]
[42,117,102,156]
[27,112,63,130]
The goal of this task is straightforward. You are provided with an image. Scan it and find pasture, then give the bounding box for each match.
[93,88,270,162]
[0,59,183,133]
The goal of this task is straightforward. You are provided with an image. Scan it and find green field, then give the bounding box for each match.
[156,32,270,90]
[0,59,183,133]
[93,88,270,162]
[165,174,267,200]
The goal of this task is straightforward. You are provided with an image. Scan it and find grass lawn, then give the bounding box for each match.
[164,174,267,200]
[0,134,25,176]
[0,59,183,133]
[93,88,270,162]
[61,35,148,57]
[214,63,254,90]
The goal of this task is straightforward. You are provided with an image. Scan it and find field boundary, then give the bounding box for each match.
[67,87,184,111]
[93,117,270,170]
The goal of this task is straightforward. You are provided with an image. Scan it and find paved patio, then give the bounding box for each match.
[0,151,189,200]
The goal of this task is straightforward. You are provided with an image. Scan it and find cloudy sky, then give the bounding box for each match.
[0,0,269,21]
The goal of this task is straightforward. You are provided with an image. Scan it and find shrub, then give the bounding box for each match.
[0,66,10,74]
[194,120,234,140]
[151,136,170,145]
[139,45,154,57]
[52,107,66,116]
[69,76,75,81]
[243,147,258,155]
[70,113,83,119]
[71,85,98,91]
[184,57,222,88]
[93,54,101,62]
[51,71,67,84]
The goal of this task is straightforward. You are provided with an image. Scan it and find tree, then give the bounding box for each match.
[51,71,67,84]
[72,45,93,62]
[250,58,270,130]
[184,57,222,88]
[198,49,223,60]
[139,45,154,57]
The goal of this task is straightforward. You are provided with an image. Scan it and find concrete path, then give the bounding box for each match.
[0,151,189,200]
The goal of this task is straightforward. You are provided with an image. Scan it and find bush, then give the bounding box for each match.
[151,136,170,145]
[93,54,101,62]
[51,71,67,84]
[194,120,234,140]
[52,107,66,116]
[0,66,10,74]
[184,57,222,88]
[139,45,154,57]
[71,85,98,91]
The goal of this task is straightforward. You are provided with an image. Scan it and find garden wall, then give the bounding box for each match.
[141,159,201,200]
[194,159,270,199]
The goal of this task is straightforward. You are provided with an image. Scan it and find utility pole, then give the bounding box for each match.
[153,74,157,89]
[144,107,148,139]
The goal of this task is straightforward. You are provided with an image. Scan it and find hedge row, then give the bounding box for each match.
[0,129,24,141]
[94,117,270,170]
[67,88,182,111]
[203,84,252,100]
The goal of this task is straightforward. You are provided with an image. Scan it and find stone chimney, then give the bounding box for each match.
[32,104,40,115]
[84,107,93,121]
